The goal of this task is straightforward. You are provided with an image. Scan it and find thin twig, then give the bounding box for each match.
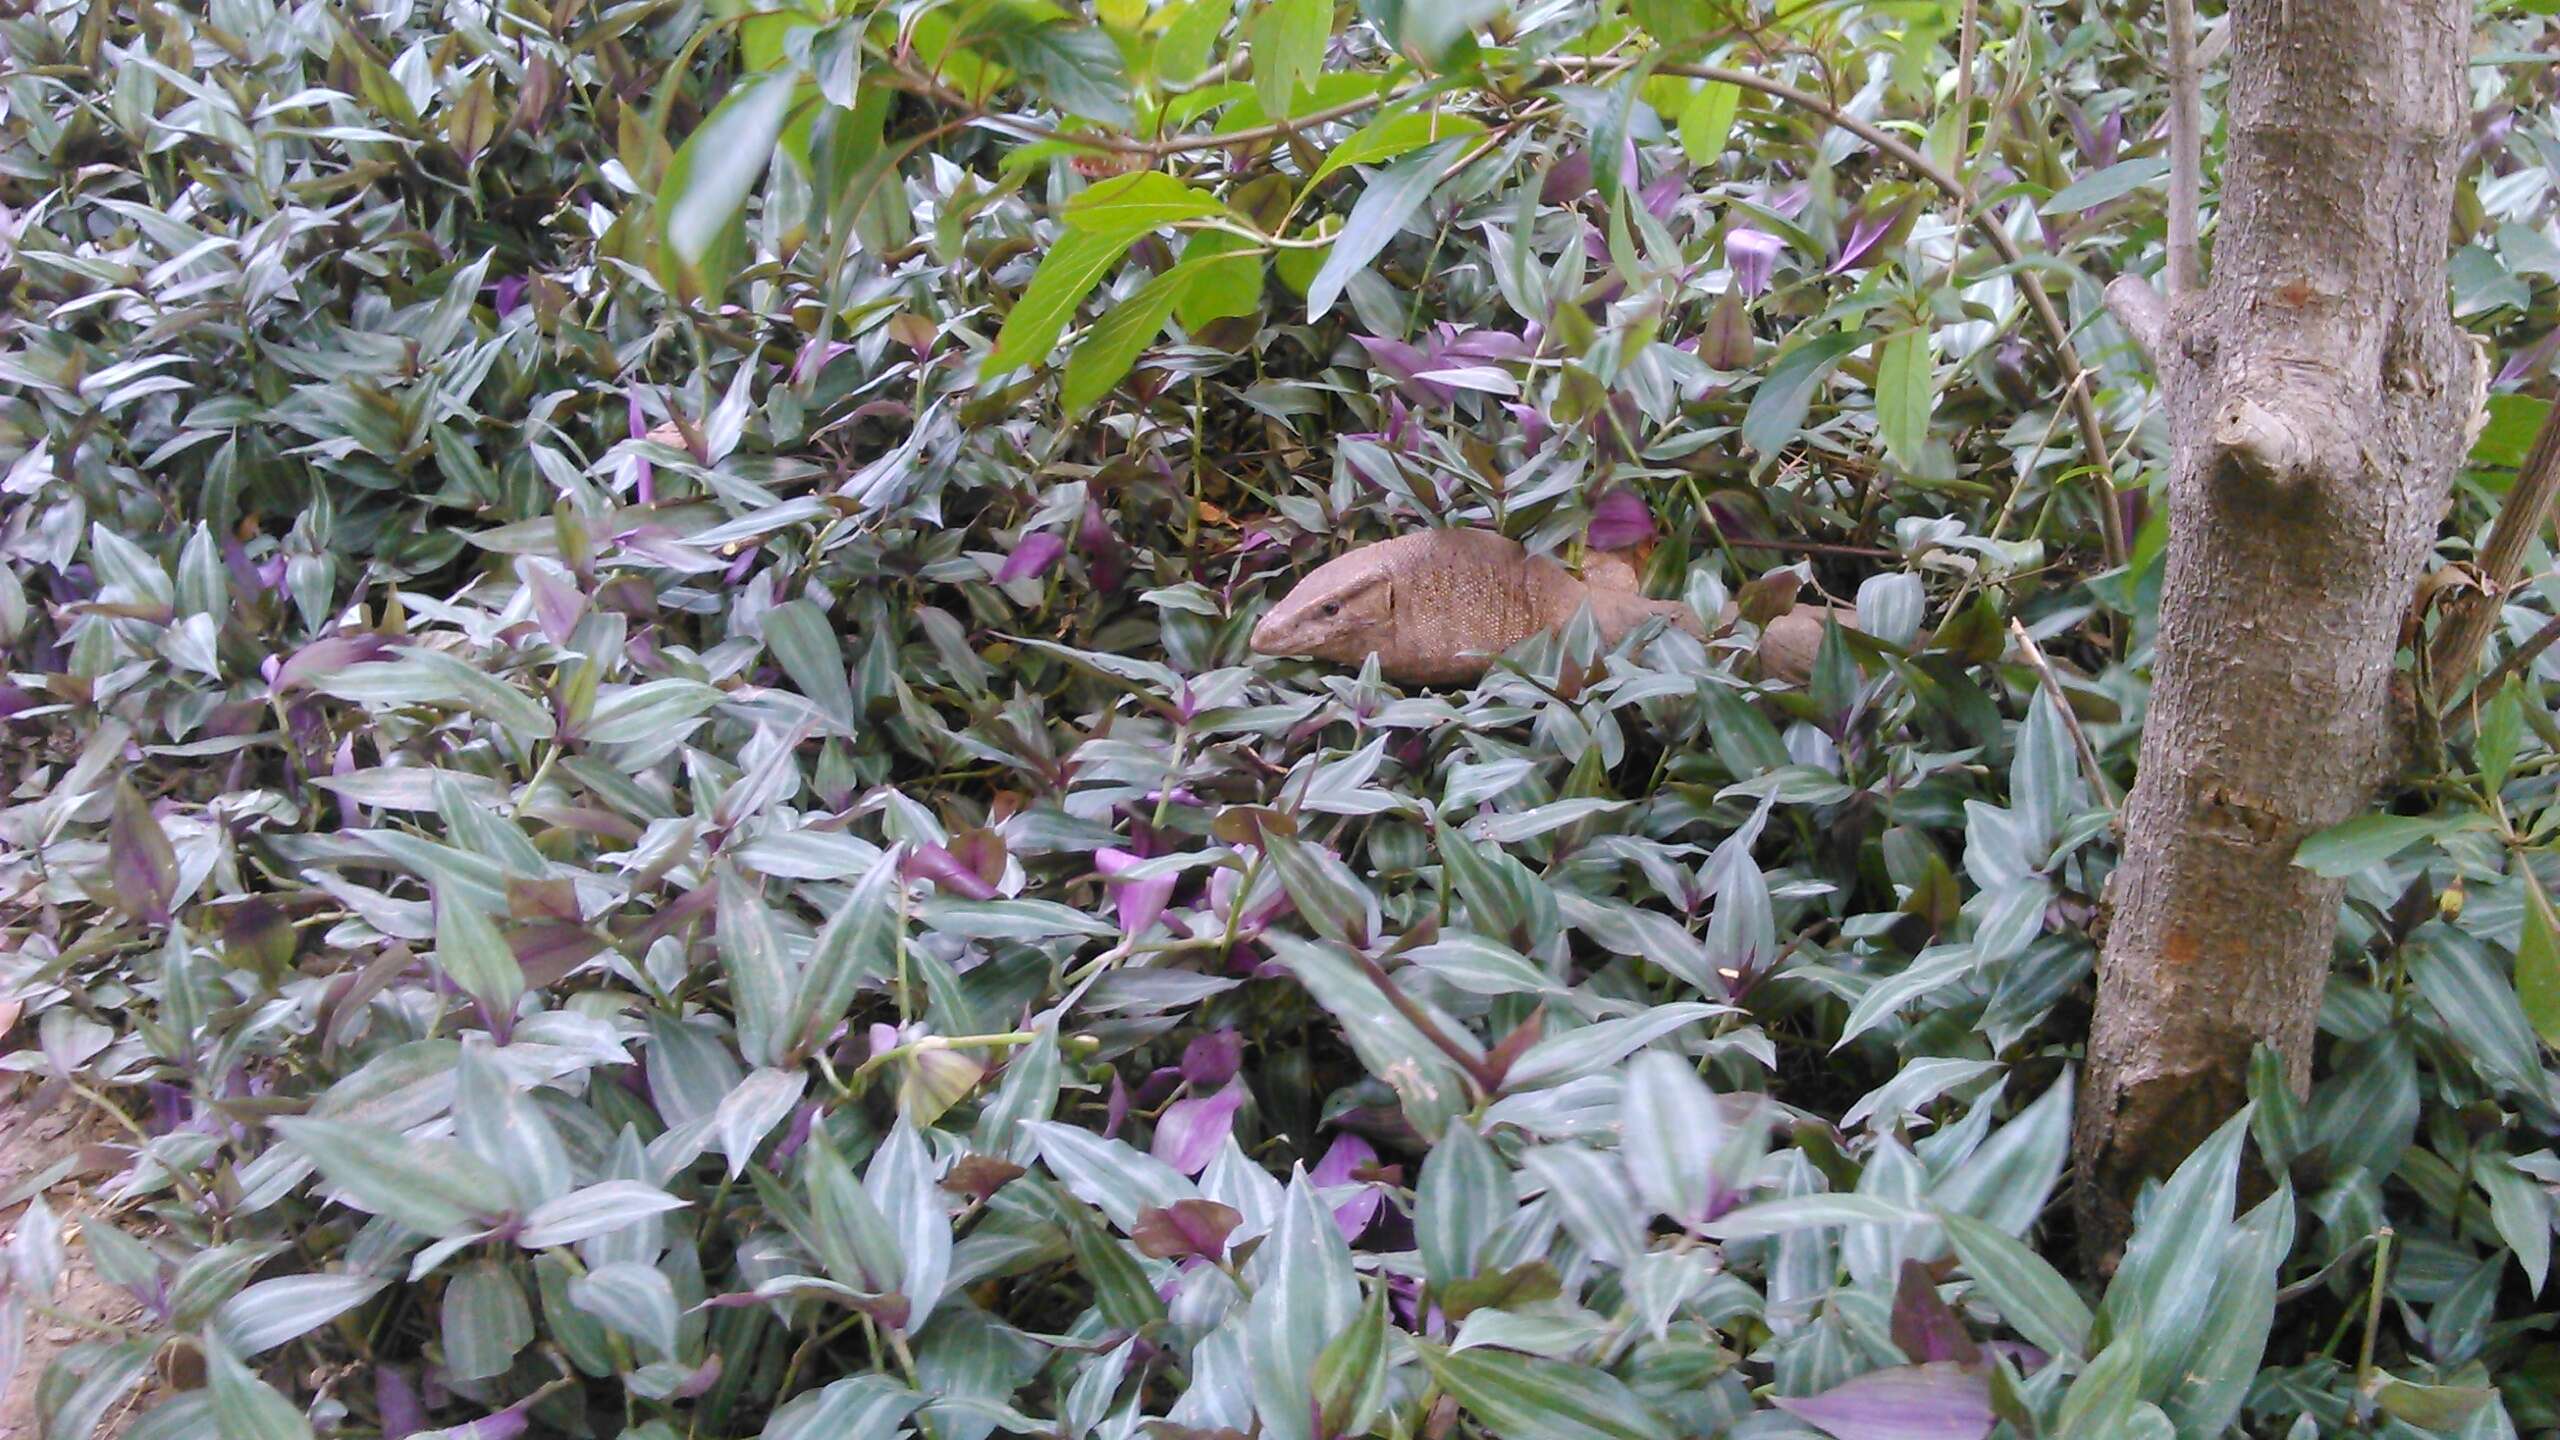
[2457,610,2560,725]
[2165,0,2203,298]
[2010,617,2120,809]
[1551,57,2127,570]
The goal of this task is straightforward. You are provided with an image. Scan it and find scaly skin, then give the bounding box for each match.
[1248,529,1849,686]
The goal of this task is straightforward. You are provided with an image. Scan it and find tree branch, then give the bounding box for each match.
[1561,59,2128,570]
[2103,273,2169,366]
[2428,360,2560,695]
[2166,0,2203,298]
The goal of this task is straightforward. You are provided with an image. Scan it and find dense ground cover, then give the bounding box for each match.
[7,0,2560,1436]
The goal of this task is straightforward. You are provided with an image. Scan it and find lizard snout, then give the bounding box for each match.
[1248,610,1289,656]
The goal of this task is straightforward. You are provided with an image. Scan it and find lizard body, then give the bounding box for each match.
[1249,528,1854,685]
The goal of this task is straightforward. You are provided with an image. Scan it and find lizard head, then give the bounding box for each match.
[1250,550,1395,666]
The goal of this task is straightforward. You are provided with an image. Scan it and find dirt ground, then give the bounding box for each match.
[1,1079,152,1440]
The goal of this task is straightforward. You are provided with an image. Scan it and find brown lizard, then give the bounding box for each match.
[1248,528,1854,686]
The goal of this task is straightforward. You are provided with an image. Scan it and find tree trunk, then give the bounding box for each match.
[2074,0,2479,1261]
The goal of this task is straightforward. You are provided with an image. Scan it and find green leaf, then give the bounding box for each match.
[2052,1326,2146,1440]
[2040,155,2172,216]
[1631,0,1710,43]
[272,1117,507,1239]
[1173,228,1266,328]
[657,71,802,303]
[1414,1341,1676,1440]
[1155,0,1228,84]
[2156,1186,2293,1437]
[1265,833,1380,949]
[2518,865,2560,1048]
[1876,328,1932,469]
[2480,678,2523,790]
[1061,258,1206,416]
[207,1336,315,1440]
[1246,0,1331,117]
[2096,1105,2250,1394]
[440,1260,533,1381]
[432,887,524,1017]
[987,16,1132,125]
[1248,1171,1365,1440]
[1304,109,1486,191]
[987,228,1142,375]
[1939,1209,2094,1360]
[1063,171,1227,237]
[761,598,856,733]
[1741,329,1869,458]
[787,848,903,1059]
[209,1275,387,1359]
[1417,1118,1509,1294]
[2473,392,2551,471]
[1677,79,1741,165]
[1313,1283,1391,1438]
[1305,139,1463,321]
[2292,812,2454,877]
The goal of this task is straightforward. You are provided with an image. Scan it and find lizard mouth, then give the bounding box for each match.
[1248,614,1287,656]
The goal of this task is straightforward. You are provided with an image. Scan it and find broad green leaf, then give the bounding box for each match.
[1265,833,1380,949]
[1062,171,1226,237]
[517,1181,690,1249]
[567,1261,681,1362]
[209,1275,386,1359]
[1938,1209,2093,1360]
[1703,1193,1922,1240]
[433,887,524,1019]
[2292,812,2453,877]
[1679,79,1742,163]
[1246,0,1330,116]
[786,848,903,1059]
[1173,228,1266,328]
[440,1260,532,1381]
[2096,1105,2251,1393]
[987,228,1143,374]
[272,1117,507,1239]
[1620,1051,1720,1226]
[1414,1341,1675,1440]
[1061,257,1208,416]
[2159,1188,2293,1437]
[1875,328,1931,469]
[1304,109,1486,191]
[1248,1171,1364,1440]
[658,71,802,302]
[1741,329,1869,458]
[759,597,856,732]
[207,1336,315,1440]
[2053,1326,2146,1440]
[1417,1119,1510,1294]
[1930,1069,2073,1238]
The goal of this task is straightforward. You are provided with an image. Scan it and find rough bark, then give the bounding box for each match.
[2073,0,2478,1262]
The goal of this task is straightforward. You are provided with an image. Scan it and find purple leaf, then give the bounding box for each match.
[902,844,1001,901]
[1506,403,1552,451]
[1771,1363,1996,1440]
[1889,1260,1982,1366]
[998,532,1067,583]
[1640,168,1688,222]
[1727,227,1783,296]
[1130,1198,1243,1262]
[376,1367,426,1440]
[1586,488,1656,551]
[1097,847,1176,938]
[109,783,179,926]
[269,632,391,698]
[627,388,656,505]
[1078,502,1124,593]
[1181,1029,1243,1087]
[1313,1132,1384,1240]
[1152,1078,1247,1175]
[490,276,529,317]
[521,562,587,645]
[1540,149,1593,204]
[1830,202,1908,275]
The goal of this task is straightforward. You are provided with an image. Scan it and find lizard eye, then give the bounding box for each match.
[1321,602,1342,618]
